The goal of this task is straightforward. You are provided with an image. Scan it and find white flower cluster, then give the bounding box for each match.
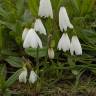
[22,19,47,49]
[20,0,83,86]
[19,67,37,84]
[58,6,82,55]
[58,34,82,55]
[22,0,53,49]
[23,28,43,48]
[22,0,82,56]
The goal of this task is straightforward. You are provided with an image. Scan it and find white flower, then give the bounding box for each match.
[70,36,82,55]
[29,71,37,84]
[23,28,43,48]
[34,19,46,35]
[57,33,70,52]
[38,0,53,19]
[48,48,54,59]
[22,28,29,41]
[59,7,73,32]
[19,68,27,83]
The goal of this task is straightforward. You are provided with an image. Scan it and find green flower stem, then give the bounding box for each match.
[36,47,39,72]
[26,83,31,96]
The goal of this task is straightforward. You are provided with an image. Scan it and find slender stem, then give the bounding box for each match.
[26,83,31,96]
[36,47,39,71]
[31,47,39,95]
[74,69,85,91]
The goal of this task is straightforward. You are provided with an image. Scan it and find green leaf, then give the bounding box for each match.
[0,20,15,31]
[80,0,95,16]
[0,26,3,49]
[70,0,80,13]
[0,7,8,18]
[44,18,53,34]
[25,48,47,58]
[51,0,59,11]
[28,0,39,16]
[16,0,25,16]
[1,49,18,56]
[68,56,75,67]
[3,90,11,96]
[0,64,6,89]
[5,56,23,68]
[4,69,22,89]
[57,0,65,10]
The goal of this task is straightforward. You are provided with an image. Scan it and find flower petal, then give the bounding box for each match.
[38,0,53,19]
[34,19,46,35]
[29,71,37,84]
[59,7,73,32]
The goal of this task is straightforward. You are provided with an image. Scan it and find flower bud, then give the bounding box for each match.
[48,48,54,59]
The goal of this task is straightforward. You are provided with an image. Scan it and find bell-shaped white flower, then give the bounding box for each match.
[23,28,43,48]
[48,48,54,59]
[57,33,70,52]
[29,71,38,84]
[59,7,73,32]
[19,68,27,83]
[70,36,82,55]
[22,28,29,41]
[34,19,46,35]
[38,0,53,19]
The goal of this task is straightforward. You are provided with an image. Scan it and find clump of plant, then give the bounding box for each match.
[0,0,96,95]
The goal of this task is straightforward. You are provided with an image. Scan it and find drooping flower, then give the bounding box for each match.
[19,68,27,83]
[70,36,82,55]
[23,28,43,48]
[34,19,46,35]
[48,48,54,59]
[38,0,53,19]
[29,70,38,84]
[57,33,70,52]
[59,7,73,32]
[22,28,29,41]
